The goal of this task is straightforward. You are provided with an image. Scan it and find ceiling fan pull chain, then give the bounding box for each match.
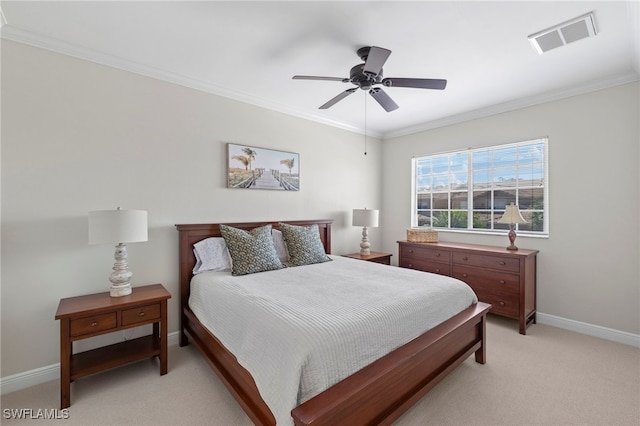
[364,93,367,156]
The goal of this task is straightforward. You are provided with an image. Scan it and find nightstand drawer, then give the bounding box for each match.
[122,303,161,326]
[70,313,117,337]
[452,252,520,273]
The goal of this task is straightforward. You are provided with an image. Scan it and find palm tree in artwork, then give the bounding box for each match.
[242,148,257,170]
[232,155,250,170]
[280,158,295,175]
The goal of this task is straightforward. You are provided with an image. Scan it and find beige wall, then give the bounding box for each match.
[0,40,382,376]
[381,81,640,335]
[2,39,639,380]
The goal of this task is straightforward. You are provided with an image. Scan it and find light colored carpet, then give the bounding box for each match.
[2,316,639,425]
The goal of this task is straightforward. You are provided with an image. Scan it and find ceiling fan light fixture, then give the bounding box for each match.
[528,11,597,54]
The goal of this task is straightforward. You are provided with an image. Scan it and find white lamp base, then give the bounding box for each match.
[359,226,371,256]
[109,243,133,298]
[110,283,132,297]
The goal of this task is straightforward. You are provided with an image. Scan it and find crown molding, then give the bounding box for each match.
[0,26,377,137]
[2,25,636,141]
[382,72,640,139]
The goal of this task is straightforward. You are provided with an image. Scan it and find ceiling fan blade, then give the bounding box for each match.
[381,77,447,90]
[369,87,399,112]
[319,88,357,109]
[363,46,391,76]
[293,75,349,82]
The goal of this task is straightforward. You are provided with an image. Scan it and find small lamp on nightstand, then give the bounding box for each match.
[498,203,526,251]
[89,207,148,297]
[352,208,379,256]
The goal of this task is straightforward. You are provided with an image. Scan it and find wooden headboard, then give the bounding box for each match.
[175,219,333,326]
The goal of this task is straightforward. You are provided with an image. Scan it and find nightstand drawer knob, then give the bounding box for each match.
[435,268,440,273]
[462,256,468,261]
[91,321,98,327]
[499,301,506,307]
[408,263,413,268]
[499,261,506,265]
[500,280,506,284]
[138,311,145,317]
[435,252,440,257]
[462,273,468,278]
[408,249,413,253]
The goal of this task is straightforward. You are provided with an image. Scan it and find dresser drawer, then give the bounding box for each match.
[452,265,520,289]
[70,313,117,337]
[452,266,519,317]
[400,258,450,275]
[452,252,520,273]
[122,303,161,326]
[474,290,519,318]
[400,244,450,263]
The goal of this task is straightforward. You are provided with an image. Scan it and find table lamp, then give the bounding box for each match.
[497,203,526,250]
[352,208,379,256]
[89,207,148,297]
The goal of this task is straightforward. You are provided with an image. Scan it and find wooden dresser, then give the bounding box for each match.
[398,241,538,334]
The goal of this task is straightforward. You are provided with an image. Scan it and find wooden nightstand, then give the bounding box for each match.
[55,284,171,409]
[342,251,392,265]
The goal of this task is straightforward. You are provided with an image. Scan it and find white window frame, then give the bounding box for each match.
[411,138,549,237]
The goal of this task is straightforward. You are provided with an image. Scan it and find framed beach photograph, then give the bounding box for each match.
[227,143,300,191]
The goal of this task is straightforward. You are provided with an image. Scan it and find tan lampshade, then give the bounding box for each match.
[89,208,148,244]
[498,203,526,224]
[352,209,379,228]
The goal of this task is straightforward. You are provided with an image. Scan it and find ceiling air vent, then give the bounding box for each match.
[528,12,598,54]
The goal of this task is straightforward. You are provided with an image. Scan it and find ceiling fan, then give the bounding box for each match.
[292,46,447,112]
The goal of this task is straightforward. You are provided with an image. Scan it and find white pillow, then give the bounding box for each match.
[272,229,290,264]
[192,237,232,274]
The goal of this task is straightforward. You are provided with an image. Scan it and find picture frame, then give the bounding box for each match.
[227,143,300,191]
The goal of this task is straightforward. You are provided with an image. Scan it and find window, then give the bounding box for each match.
[413,138,548,235]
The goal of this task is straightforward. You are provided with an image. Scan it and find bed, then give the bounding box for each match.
[176,219,490,425]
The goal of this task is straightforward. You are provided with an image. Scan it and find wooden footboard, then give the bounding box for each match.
[291,302,490,426]
[176,221,490,426]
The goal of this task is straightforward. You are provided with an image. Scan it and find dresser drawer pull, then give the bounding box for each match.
[462,273,468,278]
[462,256,468,261]
[435,253,441,257]
[408,263,413,268]
[499,301,506,307]
[408,249,413,253]
[499,261,506,265]
[138,311,145,317]
[499,280,506,284]
[91,321,98,327]
[435,268,440,273]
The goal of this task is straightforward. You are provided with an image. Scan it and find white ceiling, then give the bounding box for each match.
[2,1,639,138]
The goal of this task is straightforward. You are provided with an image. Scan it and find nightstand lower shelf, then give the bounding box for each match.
[70,335,161,380]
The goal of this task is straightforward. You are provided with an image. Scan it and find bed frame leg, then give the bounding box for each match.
[180,314,189,347]
[474,312,487,364]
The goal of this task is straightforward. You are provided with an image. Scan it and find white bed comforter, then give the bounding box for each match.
[189,255,477,425]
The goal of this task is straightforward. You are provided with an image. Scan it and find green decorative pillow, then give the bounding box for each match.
[220,224,285,276]
[279,223,332,267]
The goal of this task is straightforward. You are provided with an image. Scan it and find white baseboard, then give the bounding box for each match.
[3,317,639,396]
[0,331,181,396]
[537,313,640,348]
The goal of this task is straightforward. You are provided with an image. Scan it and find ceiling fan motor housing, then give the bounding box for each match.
[350,64,382,90]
